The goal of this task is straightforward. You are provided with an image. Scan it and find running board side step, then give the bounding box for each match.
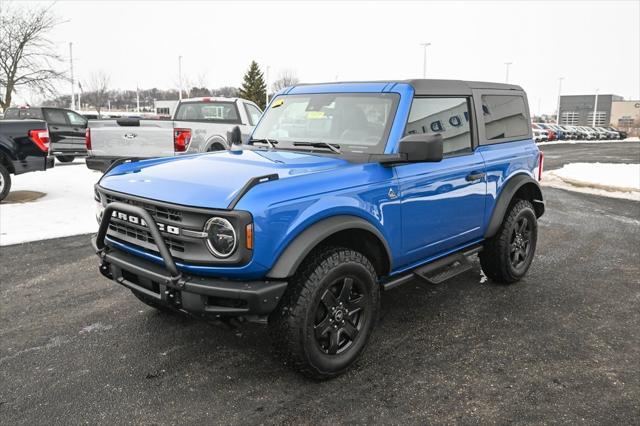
[382,245,482,291]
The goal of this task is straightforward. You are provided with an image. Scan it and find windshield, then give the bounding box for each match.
[174,101,241,124]
[251,93,399,154]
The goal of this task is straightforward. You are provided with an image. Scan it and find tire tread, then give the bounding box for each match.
[269,246,378,379]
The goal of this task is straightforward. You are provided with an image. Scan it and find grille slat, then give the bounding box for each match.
[105,193,183,222]
[108,222,185,252]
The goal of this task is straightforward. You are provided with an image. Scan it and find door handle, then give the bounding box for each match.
[466,171,486,181]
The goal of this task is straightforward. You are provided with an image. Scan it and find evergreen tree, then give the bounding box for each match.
[238,61,267,109]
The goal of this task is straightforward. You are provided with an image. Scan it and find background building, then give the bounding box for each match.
[153,99,178,117]
[558,94,623,127]
[610,100,640,130]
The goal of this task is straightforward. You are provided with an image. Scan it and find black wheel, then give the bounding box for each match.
[56,155,75,163]
[269,246,380,379]
[207,142,226,152]
[0,163,11,201]
[131,290,177,314]
[480,199,538,284]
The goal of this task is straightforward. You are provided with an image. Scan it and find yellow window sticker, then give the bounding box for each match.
[306,111,326,119]
[272,99,284,108]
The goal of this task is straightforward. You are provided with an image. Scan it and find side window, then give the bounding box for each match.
[19,109,44,119]
[404,97,472,156]
[481,95,529,142]
[44,109,68,125]
[244,103,263,126]
[66,111,87,127]
[4,109,19,119]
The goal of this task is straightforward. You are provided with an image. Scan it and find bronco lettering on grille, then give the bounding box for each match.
[112,211,180,235]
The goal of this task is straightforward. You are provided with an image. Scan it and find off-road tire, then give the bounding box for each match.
[131,290,178,314]
[56,155,75,163]
[268,246,380,380]
[480,199,538,284]
[0,163,11,201]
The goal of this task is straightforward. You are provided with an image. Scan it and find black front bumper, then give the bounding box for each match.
[92,202,287,316]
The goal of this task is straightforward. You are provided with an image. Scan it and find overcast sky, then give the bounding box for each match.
[14,0,640,114]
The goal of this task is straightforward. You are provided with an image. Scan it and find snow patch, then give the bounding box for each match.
[79,322,113,334]
[537,138,639,146]
[0,161,101,246]
[542,162,640,201]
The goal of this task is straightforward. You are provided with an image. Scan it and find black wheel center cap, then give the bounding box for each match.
[334,310,344,322]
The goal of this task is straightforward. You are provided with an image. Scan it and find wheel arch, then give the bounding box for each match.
[266,215,392,279]
[485,173,544,238]
[202,135,228,152]
[0,147,15,173]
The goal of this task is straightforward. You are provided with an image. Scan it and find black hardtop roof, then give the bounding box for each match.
[404,79,524,95]
[289,79,524,95]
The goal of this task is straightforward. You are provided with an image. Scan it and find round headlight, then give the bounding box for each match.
[204,217,237,258]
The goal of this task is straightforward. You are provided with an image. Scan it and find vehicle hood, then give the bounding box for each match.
[99,149,350,209]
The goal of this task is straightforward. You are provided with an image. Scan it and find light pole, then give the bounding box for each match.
[78,82,83,110]
[504,62,513,83]
[556,77,564,124]
[69,42,75,110]
[265,65,270,107]
[592,89,599,126]
[178,55,183,101]
[420,43,431,78]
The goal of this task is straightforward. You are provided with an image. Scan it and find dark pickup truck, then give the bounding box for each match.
[3,106,88,163]
[0,120,54,201]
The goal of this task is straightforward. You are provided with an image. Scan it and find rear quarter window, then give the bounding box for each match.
[480,95,529,143]
[3,109,19,119]
[44,109,68,125]
[174,101,241,124]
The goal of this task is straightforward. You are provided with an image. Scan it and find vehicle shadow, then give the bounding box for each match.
[131,259,507,383]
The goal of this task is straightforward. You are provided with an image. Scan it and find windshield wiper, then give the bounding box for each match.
[249,138,278,148]
[293,141,341,154]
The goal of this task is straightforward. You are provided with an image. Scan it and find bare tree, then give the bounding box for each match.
[271,69,300,93]
[83,71,110,114]
[0,2,65,111]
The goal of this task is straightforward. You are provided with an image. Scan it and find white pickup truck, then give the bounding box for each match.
[86,97,262,171]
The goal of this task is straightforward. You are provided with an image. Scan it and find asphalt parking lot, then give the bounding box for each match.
[539,141,640,169]
[1,143,639,424]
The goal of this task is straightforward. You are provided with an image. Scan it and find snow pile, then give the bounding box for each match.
[543,162,640,201]
[537,138,639,146]
[0,161,102,246]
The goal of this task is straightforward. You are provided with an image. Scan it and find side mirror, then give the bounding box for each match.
[229,126,242,145]
[397,133,443,163]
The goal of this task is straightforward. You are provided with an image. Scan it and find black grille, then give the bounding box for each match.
[108,222,185,252]
[105,193,182,222]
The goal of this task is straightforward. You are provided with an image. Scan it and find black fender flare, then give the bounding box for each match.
[266,215,392,279]
[485,174,545,238]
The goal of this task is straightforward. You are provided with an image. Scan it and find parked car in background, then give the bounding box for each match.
[533,123,556,141]
[565,125,587,140]
[577,126,598,140]
[532,127,548,142]
[558,125,576,140]
[547,124,570,140]
[86,97,262,172]
[590,127,608,140]
[595,127,619,139]
[605,126,627,139]
[3,106,88,162]
[0,120,54,201]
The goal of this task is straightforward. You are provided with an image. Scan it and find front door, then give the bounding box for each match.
[395,96,486,267]
[44,108,86,154]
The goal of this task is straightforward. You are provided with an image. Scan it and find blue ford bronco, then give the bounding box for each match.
[92,80,544,378]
